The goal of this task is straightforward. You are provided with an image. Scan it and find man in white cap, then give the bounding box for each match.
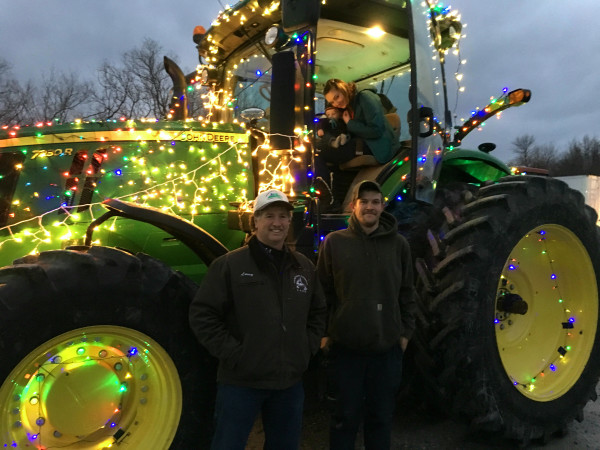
[190,189,327,449]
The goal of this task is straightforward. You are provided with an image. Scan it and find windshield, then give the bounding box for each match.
[224,48,275,130]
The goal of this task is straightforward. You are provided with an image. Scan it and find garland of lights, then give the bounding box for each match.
[0,141,244,251]
[422,2,465,133]
[427,2,515,135]
[0,124,310,255]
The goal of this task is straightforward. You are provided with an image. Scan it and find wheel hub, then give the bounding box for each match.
[44,361,122,436]
[496,292,528,315]
[0,326,182,449]
[495,225,598,401]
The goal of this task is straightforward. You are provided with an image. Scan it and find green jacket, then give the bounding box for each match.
[189,236,327,389]
[347,89,399,163]
[317,211,416,353]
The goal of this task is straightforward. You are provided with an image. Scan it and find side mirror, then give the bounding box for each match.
[419,107,434,138]
[200,67,219,85]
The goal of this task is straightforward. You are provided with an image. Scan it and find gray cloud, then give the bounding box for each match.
[449,0,600,162]
[0,0,222,80]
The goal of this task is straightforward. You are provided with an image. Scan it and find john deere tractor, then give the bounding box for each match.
[1,0,599,448]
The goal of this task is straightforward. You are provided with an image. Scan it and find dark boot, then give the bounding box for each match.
[314,177,333,211]
[330,170,354,211]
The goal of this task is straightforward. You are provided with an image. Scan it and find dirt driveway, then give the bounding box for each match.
[388,393,600,450]
[247,383,600,449]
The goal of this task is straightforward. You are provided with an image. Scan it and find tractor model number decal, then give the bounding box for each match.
[180,131,247,143]
[31,148,74,159]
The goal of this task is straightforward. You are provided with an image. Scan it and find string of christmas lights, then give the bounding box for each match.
[0,123,309,256]
[496,229,577,394]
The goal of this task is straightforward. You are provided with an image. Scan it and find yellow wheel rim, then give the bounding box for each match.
[0,326,181,449]
[496,224,598,401]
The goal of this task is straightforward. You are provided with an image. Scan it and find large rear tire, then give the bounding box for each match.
[411,176,600,443]
[0,246,216,449]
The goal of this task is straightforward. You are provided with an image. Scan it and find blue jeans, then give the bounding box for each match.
[210,381,304,450]
[328,344,403,450]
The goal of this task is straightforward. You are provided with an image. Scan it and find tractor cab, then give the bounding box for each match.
[188,0,450,216]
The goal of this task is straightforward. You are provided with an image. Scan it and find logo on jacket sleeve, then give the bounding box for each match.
[294,275,308,293]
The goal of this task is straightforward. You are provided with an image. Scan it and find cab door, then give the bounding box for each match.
[409,0,452,203]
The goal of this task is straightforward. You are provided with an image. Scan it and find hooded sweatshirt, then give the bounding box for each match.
[317,210,416,353]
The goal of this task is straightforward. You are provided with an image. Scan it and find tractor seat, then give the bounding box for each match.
[340,154,378,170]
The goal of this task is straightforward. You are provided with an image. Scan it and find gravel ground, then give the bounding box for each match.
[246,383,600,449]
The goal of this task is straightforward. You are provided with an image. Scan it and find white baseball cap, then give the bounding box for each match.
[253,189,294,212]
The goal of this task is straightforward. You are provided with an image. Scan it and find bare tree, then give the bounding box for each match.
[3,38,193,124]
[0,59,35,125]
[527,143,557,171]
[93,61,141,119]
[0,59,8,79]
[1,59,93,125]
[509,134,536,166]
[35,70,94,123]
[91,38,174,120]
[552,136,600,176]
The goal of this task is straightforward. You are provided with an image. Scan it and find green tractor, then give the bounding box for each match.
[1,0,599,448]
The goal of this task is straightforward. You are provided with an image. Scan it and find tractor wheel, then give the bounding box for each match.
[412,175,600,444]
[0,246,216,449]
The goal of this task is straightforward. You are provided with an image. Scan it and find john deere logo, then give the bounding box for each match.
[294,275,308,293]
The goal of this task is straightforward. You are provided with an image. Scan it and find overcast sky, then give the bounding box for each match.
[1,1,598,163]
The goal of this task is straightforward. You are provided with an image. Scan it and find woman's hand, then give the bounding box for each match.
[400,336,409,351]
[342,110,351,124]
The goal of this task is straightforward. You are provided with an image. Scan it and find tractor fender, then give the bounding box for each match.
[442,147,510,173]
[439,147,511,185]
[87,198,228,266]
